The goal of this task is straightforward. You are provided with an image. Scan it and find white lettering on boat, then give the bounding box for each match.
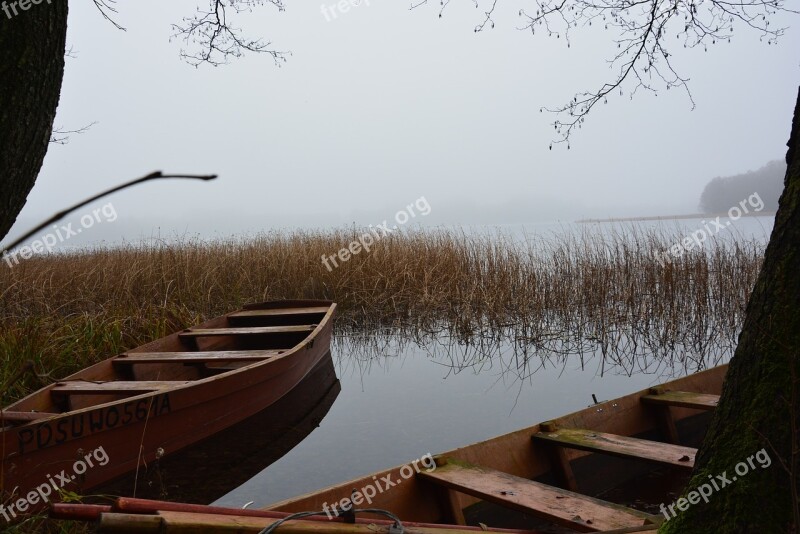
[16,393,171,455]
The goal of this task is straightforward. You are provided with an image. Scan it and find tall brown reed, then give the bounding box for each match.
[0,226,764,400]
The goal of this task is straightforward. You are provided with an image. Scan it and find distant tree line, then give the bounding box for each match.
[699,160,785,213]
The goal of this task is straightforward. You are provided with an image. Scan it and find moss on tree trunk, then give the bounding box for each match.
[0,0,68,241]
[660,87,800,532]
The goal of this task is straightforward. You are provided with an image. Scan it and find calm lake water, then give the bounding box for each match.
[205,339,708,509]
[102,216,773,511]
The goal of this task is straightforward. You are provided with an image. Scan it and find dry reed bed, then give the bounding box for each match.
[0,227,765,400]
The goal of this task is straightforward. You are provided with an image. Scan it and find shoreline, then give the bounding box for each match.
[576,211,777,224]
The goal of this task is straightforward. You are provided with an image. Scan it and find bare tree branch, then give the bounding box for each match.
[93,0,126,31]
[521,0,796,146]
[171,0,290,67]
[0,172,218,256]
[50,121,98,145]
[413,0,798,147]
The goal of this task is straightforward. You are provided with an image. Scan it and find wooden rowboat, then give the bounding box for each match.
[51,364,726,533]
[1,300,336,518]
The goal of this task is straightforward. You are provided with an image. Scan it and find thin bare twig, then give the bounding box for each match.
[50,121,98,145]
[0,171,217,256]
[92,0,126,31]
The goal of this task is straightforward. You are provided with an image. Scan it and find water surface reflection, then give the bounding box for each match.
[216,327,730,508]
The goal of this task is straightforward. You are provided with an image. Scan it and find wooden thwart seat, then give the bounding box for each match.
[114,350,284,364]
[418,461,658,532]
[533,428,696,470]
[640,390,719,411]
[228,307,329,318]
[179,325,316,338]
[51,381,189,395]
[0,411,58,423]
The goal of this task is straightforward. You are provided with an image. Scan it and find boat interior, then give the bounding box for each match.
[270,365,726,533]
[1,302,333,428]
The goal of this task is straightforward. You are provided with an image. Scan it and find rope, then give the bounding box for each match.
[258,508,405,534]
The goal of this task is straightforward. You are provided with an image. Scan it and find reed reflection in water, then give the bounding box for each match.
[218,316,733,508]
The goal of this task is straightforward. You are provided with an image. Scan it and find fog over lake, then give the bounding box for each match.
[3,1,798,247]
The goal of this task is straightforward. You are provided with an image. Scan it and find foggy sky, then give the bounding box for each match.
[6,0,800,244]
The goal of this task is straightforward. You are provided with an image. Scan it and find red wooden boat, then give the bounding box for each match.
[0,300,335,519]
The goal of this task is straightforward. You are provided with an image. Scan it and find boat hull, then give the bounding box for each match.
[97,352,341,503]
[1,300,335,517]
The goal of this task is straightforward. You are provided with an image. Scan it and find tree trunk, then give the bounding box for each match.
[0,1,68,241]
[660,87,800,532]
